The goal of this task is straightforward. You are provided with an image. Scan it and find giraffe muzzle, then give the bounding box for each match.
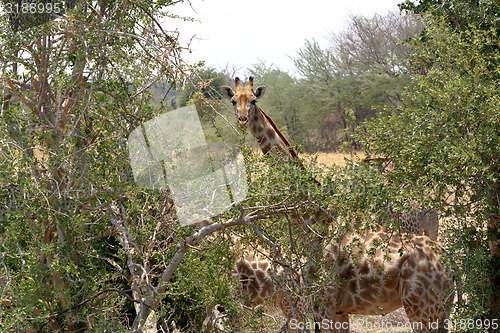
[238,116,248,128]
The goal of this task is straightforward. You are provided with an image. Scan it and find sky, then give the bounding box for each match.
[165,0,404,74]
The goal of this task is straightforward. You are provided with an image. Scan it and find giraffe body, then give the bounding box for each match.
[311,226,452,332]
[398,207,439,241]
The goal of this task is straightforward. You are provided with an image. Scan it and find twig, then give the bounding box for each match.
[36,288,140,332]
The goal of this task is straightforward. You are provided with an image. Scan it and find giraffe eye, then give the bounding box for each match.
[231,100,237,105]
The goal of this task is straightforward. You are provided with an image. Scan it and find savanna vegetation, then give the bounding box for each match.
[0,0,499,332]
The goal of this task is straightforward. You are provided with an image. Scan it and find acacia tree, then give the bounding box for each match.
[362,16,500,329]
[0,1,250,332]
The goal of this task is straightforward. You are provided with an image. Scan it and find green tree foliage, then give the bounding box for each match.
[399,0,500,33]
[362,16,500,327]
[0,2,239,332]
[292,11,422,152]
[177,67,231,108]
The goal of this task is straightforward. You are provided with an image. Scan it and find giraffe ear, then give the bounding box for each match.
[254,86,266,99]
[221,86,234,100]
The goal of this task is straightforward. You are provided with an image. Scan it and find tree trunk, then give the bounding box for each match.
[131,288,158,333]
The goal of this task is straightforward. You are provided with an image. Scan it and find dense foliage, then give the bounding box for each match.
[0,1,233,332]
[363,15,500,330]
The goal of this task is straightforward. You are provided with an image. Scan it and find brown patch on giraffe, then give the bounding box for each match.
[250,122,258,133]
[348,280,359,294]
[339,263,355,282]
[238,93,248,105]
[358,261,370,275]
[414,284,424,297]
[420,274,432,287]
[236,261,252,276]
[258,261,269,270]
[414,247,427,262]
[358,275,379,294]
[401,267,414,280]
[384,269,400,289]
[265,128,275,139]
[246,283,258,300]
[255,269,267,283]
[417,260,431,274]
[405,294,420,307]
[433,277,443,291]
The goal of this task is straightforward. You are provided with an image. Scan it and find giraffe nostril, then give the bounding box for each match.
[238,116,248,123]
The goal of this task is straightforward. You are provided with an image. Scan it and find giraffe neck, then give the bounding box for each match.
[249,106,298,158]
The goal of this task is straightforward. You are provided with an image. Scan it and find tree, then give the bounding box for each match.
[293,11,422,152]
[0,1,240,331]
[399,0,500,34]
[362,16,500,329]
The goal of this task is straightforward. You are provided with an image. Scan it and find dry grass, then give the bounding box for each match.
[301,151,366,167]
[352,308,411,333]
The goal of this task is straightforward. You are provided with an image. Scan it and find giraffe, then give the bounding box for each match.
[219,78,454,332]
[390,206,439,241]
[221,77,299,157]
[308,224,454,333]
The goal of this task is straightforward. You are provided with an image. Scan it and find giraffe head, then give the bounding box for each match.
[221,77,266,129]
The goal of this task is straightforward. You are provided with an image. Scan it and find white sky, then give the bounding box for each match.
[165,0,403,74]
